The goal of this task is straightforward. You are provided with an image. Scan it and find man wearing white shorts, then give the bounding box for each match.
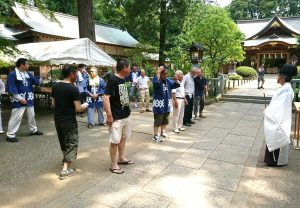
[104,58,134,174]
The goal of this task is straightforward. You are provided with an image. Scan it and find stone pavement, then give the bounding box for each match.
[225,74,280,97]
[0,76,300,208]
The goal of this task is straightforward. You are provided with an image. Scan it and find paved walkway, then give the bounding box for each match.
[226,74,280,97]
[0,76,299,208]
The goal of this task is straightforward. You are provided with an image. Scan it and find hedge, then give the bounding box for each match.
[227,74,243,80]
[236,66,257,78]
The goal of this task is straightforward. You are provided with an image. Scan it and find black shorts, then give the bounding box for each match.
[55,120,79,162]
[154,112,170,126]
[258,76,265,82]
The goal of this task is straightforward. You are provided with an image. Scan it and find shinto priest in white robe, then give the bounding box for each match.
[264,64,297,166]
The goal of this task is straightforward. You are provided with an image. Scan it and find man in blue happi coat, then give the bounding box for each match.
[6,58,43,142]
[152,66,180,142]
[86,66,106,128]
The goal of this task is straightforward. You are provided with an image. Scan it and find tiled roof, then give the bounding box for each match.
[11,2,139,47]
[237,16,300,39]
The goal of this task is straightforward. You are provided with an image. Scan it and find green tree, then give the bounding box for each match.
[43,0,77,15]
[228,0,300,21]
[1,0,191,66]
[184,5,245,77]
[93,0,190,65]
[227,0,250,20]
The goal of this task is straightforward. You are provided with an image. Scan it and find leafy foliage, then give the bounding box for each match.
[228,0,300,21]
[93,0,191,64]
[1,0,245,72]
[0,0,192,65]
[125,43,157,69]
[183,4,245,77]
[292,66,300,79]
[0,37,24,67]
[46,69,63,81]
[236,66,257,78]
[43,0,77,15]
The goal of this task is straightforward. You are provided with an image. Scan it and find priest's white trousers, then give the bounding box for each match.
[173,99,185,130]
[6,106,37,138]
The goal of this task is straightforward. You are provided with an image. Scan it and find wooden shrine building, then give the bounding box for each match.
[1,2,139,58]
[237,15,300,73]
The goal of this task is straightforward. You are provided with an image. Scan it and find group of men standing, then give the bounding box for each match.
[151,66,208,142]
[171,67,208,133]
[52,59,133,177]
[2,56,299,182]
[2,58,207,179]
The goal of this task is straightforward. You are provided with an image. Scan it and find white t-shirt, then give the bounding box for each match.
[132,72,138,83]
[0,79,5,94]
[136,76,149,89]
[172,80,185,98]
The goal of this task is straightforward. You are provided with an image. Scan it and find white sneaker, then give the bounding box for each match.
[0,130,4,134]
[178,128,186,131]
[152,135,162,143]
[173,129,180,133]
[134,103,138,108]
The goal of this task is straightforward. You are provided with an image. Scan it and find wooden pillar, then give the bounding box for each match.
[257,54,261,70]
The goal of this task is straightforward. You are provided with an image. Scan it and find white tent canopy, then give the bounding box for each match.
[16,38,116,66]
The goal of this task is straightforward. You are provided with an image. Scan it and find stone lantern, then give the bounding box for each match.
[188,42,204,67]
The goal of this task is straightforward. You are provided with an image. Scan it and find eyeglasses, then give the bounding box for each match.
[90,71,96,73]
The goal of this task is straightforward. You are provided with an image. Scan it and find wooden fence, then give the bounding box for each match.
[291,79,300,90]
[206,76,252,97]
[148,75,253,97]
[291,79,300,102]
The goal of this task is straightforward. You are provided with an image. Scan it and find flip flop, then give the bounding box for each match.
[109,168,124,174]
[117,160,134,165]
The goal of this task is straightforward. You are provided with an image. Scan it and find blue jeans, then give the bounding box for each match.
[129,85,139,101]
[87,107,104,125]
[193,95,205,116]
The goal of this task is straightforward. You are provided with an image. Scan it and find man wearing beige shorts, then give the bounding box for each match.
[136,69,151,113]
[103,58,134,174]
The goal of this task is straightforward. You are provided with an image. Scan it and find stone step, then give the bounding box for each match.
[222,94,272,101]
[220,97,270,104]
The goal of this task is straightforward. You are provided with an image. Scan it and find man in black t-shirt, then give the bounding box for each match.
[104,58,134,174]
[103,64,116,82]
[51,66,88,180]
[194,69,208,119]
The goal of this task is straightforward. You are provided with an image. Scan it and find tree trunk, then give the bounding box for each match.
[77,0,96,42]
[159,0,167,66]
